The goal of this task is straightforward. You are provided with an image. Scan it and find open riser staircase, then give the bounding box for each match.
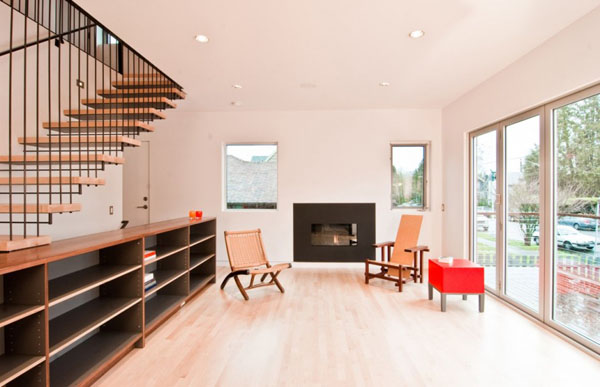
[0,0,185,251]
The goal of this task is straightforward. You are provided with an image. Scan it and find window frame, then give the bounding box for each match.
[390,142,430,210]
[223,142,279,211]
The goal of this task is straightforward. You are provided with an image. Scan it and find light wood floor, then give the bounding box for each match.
[96,267,600,386]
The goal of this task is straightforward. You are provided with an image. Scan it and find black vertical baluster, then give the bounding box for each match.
[46,0,51,208]
[77,8,81,177]
[36,0,41,235]
[108,30,112,157]
[67,1,72,203]
[57,0,62,204]
[93,19,97,178]
[23,0,28,236]
[101,27,105,168]
[86,16,91,176]
[8,0,14,239]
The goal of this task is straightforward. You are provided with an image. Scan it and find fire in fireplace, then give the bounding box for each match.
[311,224,357,246]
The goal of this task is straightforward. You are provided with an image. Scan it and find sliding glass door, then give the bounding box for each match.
[472,129,498,290]
[470,85,600,353]
[471,112,543,316]
[504,113,542,313]
[548,88,600,347]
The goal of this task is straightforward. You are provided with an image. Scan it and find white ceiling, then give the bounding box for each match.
[76,0,600,111]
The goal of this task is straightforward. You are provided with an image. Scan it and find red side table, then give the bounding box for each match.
[428,258,485,312]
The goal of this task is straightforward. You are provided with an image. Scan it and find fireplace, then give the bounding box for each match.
[294,203,375,262]
[311,224,358,246]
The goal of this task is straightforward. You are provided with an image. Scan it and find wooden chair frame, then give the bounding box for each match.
[365,243,429,292]
[221,229,291,300]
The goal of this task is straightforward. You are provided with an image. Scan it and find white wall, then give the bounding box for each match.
[441,7,600,256]
[145,109,442,264]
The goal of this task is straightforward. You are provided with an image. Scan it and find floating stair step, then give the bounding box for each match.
[0,154,124,165]
[97,87,186,100]
[111,79,173,89]
[0,176,105,185]
[0,235,51,252]
[81,97,176,110]
[122,73,168,79]
[63,108,166,121]
[0,203,81,214]
[19,135,141,148]
[43,120,154,133]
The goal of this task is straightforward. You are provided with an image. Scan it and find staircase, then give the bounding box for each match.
[0,0,185,251]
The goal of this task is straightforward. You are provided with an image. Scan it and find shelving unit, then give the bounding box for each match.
[189,221,217,299]
[0,265,46,386]
[0,216,216,386]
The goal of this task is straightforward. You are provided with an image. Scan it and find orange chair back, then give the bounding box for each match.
[390,215,423,277]
[224,229,269,270]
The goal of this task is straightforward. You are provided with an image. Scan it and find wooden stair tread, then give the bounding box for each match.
[0,203,81,214]
[81,97,176,109]
[43,120,154,132]
[0,235,51,252]
[97,88,186,100]
[0,176,105,185]
[63,108,166,120]
[19,135,141,147]
[0,154,125,164]
[122,73,168,79]
[112,79,173,88]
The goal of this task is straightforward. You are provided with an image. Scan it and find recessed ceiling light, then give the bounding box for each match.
[232,84,243,89]
[195,34,209,43]
[231,101,242,106]
[409,30,425,39]
[379,82,390,87]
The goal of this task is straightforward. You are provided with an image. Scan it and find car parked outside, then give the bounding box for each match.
[533,225,595,250]
[558,216,597,231]
[477,214,489,232]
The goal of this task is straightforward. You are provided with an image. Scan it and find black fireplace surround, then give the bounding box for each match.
[293,203,375,262]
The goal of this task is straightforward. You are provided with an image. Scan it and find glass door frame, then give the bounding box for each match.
[470,108,545,320]
[469,124,501,294]
[543,85,600,354]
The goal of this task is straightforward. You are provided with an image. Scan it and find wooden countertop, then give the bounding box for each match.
[0,217,216,275]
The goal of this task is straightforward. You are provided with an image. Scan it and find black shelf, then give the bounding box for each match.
[49,330,140,387]
[190,274,215,295]
[144,294,185,329]
[145,245,188,265]
[0,304,45,329]
[49,264,140,306]
[0,354,45,386]
[49,297,141,356]
[189,234,215,247]
[144,269,187,297]
[189,253,215,271]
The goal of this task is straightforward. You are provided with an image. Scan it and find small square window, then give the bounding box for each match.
[225,144,277,210]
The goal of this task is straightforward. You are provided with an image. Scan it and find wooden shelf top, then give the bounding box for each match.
[0,217,215,275]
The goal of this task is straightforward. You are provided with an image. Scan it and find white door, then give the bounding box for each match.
[123,140,150,227]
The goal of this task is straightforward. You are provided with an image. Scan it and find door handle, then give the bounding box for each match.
[137,205,148,209]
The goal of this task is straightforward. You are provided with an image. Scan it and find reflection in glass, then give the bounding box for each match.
[554,94,600,344]
[473,131,497,289]
[505,116,540,312]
